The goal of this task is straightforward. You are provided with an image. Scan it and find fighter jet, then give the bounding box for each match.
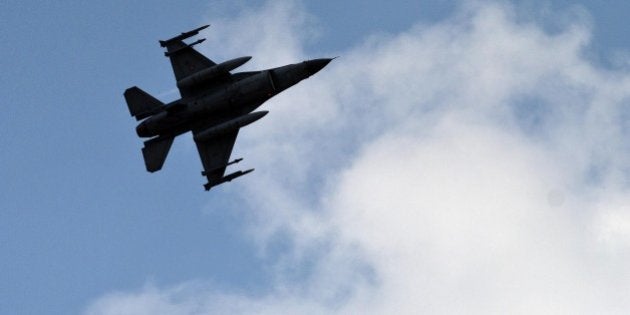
[124,25,332,190]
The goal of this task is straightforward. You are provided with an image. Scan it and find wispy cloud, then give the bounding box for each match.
[86,1,630,314]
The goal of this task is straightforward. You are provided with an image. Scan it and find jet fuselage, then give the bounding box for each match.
[135,59,330,139]
[124,24,332,190]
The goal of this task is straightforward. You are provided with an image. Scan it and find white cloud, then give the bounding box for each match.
[86,1,630,314]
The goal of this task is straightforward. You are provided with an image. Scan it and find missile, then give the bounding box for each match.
[177,56,252,89]
[201,158,243,176]
[221,168,254,182]
[204,168,254,190]
[194,111,268,142]
[159,25,210,47]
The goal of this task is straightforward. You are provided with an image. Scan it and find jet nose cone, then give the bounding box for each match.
[305,58,333,75]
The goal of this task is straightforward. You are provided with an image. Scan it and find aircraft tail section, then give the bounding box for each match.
[142,136,174,172]
[124,86,164,120]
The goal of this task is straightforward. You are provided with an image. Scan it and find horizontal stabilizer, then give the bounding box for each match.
[142,137,174,172]
[124,86,164,120]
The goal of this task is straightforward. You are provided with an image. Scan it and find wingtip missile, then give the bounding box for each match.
[193,24,210,32]
[222,168,254,182]
[203,168,255,191]
[160,24,210,47]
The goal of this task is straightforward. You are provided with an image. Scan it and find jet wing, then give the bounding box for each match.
[164,40,216,82]
[193,128,239,190]
[160,26,233,98]
[162,40,220,98]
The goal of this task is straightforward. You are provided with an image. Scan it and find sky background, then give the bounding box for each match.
[2,0,630,314]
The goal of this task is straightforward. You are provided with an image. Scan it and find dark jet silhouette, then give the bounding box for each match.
[124,25,332,190]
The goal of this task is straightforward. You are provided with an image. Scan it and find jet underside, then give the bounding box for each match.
[124,25,332,190]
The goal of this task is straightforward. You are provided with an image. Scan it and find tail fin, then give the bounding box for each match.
[124,86,164,120]
[142,137,174,172]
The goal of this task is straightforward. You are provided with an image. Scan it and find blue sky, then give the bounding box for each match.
[2,1,630,314]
